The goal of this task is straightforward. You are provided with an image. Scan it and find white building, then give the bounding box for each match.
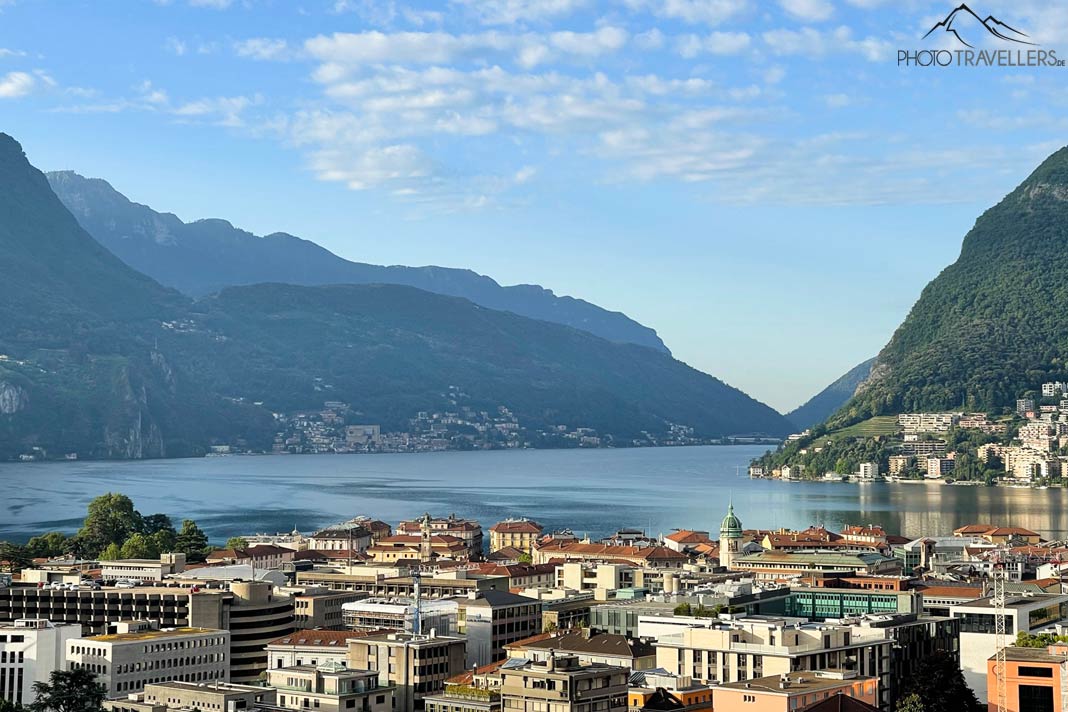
[100,553,186,582]
[857,462,880,480]
[66,621,230,698]
[0,619,82,707]
[341,597,458,635]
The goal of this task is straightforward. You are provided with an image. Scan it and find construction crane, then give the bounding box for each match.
[991,557,1008,712]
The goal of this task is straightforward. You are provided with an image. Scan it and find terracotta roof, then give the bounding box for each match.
[915,585,982,599]
[292,549,370,561]
[954,524,996,535]
[446,660,506,685]
[533,541,688,560]
[487,547,527,562]
[491,520,543,534]
[664,530,711,544]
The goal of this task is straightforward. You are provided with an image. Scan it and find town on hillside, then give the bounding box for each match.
[752,380,1068,487]
[3,498,1064,712]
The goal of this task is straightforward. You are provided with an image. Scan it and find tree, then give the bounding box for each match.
[29,668,105,712]
[141,513,174,536]
[151,528,177,554]
[896,652,982,712]
[25,532,69,559]
[119,533,159,560]
[0,542,33,573]
[75,493,143,558]
[0,699,27,712]
[896,693,925,712]
[225,536,249,550]
[98,543,121,561]
[175,520,209,561]
[517,552,533,564]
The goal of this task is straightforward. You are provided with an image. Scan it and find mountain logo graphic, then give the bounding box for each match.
[922,3,1036,48]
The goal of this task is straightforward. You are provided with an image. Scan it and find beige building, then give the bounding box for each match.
[347,631,467,712]
[293,589,367,630]
[489,520,543,554]
[66,621,230,698]
[500,654,628,712]
[397,515,483,559]
[268,662,395,712]
[103,681,276,712]
[100,553,186,583]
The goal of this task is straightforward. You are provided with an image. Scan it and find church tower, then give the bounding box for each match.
[419,512,433,563]
[719,501,743,570]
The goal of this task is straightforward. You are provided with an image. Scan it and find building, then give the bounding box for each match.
[489,520,543,555]
[309,524,375,553]
[66,621,230,698]
[887,455,913,476]
[268,662,395,712]
[500,655,628,712]
[663,530,713,554]
[347,631,467,712]
[267,630,371,670]
[730,551,902,581]
[397,515,484,559]
[654,616,894,710]
[0,619,82,708]
[556,562,637,597]
[295,571,498,599]
[206,545,295,569]
[104,680,277,712]
[925,457,956,479]
[507,630,656,670]
[857,462,880,480]
[986,644,1068,712]
[342,597,459,635]
[0,580,294,684]
[628,670,714,712]
[950,593,1068,701]
[714,670,879,712]
[368,535,471,564]
[719,502,743,570]
[424,666,502,712]
[781,588,921,621]
[897,412,960,434]
[101,554,187,583]
[531,542,688,569]
[293,589,367,630]
[1018,399,1036,416]
[459,591,541,667]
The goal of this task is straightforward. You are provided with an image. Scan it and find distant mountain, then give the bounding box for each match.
[46,171,669,353]
[786,358,875,431]
[831,146,1068,426]
[0,134,790,459]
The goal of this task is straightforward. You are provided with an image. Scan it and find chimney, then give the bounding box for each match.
[547,649,556,672]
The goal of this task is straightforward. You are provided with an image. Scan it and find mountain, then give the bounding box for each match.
[46,170,669,353]
[0,134,791,459]
[922,3,1034,48]
[831,146,1068,426]
[786,358,875,431]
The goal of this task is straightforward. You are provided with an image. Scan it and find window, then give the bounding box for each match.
[1019,667,1054,679]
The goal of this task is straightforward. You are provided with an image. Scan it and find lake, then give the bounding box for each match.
[5,445,1068,543]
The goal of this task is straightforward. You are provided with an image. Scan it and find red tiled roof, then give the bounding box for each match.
[664,530,711,544]
[491,520,543,534]
[268,629,385,647]
[533,541,688,560]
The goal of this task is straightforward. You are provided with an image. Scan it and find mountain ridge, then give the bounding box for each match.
[46,170,670,354]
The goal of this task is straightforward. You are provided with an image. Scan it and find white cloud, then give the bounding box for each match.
[0,71,33,98]
[451,0,588,25]
[823,93,851,108]
[234,38,292,61]
[165,37,187,55]
[0,48,26,58]
[624,0,750,25]
[778,0,833,22]
[676,31,751,57]
[173,94,262,126]
[762,26,891,61]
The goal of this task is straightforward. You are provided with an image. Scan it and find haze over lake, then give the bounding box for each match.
[5,446,1068,543]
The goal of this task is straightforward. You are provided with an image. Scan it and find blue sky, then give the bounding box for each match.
[1,0,1066,414]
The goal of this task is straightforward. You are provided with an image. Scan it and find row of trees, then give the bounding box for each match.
[0,668,105,712]
[0,493,213,572]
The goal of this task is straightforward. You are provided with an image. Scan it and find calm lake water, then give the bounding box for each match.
[4,445,1068,543]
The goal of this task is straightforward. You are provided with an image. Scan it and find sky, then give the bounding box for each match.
[1,0,1067,414]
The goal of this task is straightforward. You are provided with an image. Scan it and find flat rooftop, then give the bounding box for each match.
[720,672,873,695]
[87,627,224,642]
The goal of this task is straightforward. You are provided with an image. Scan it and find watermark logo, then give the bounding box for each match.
[898,3,1064,67]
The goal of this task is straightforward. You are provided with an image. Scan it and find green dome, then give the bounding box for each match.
[720,502,743,537]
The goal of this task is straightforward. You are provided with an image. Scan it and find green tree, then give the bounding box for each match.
[0,542,33,573]
[75,493,143,558]
[29,668,105,712]
[0,699,27,712]
[25,532,68,559]
[895,693,925,712]
[896,652,981,712]
[175,520,209,561]
[141,513,174,536]
[151,528,177,554]
[517,552,533,564]
[225,536,249,549]
[98,543,122,561]
[119,533,159,560]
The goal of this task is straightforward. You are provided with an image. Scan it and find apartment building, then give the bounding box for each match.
[0,619,82,707]
[342,597,459,635]
[293,589,367,630]
[729,551,902,581]
[104,681,277,712]
[714,670,878,711]
[268,663,395,712]
[507,630,656,670]
[653,616,893,709]
[101,554,186,583]
[531,542,688,570]
[66,621,230,698]
[499,654,628,712]
[458,591,541,668]
[347,631,467,712]
[397,515,484,559]
[986,644,1068,712]
[489,520,543,555]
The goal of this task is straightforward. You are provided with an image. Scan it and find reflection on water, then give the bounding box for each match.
[4,447,1068,542]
